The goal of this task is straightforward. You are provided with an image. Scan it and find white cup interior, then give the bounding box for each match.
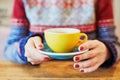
[45,28,80,34]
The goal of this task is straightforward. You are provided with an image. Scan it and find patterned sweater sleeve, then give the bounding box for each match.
[96,0,120,68]
[4,0,30,64]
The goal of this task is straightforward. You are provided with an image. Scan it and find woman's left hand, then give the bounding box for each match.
[73,40,110,73]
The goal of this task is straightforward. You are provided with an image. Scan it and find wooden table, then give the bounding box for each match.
[0,60,120,80]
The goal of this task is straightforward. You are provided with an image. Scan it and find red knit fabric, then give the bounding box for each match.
[96,0,114,21]
[11,0,29,27]
[11,0,114,29]
[12,0,26,19]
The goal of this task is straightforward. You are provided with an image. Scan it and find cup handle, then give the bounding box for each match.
[75,33,88,47]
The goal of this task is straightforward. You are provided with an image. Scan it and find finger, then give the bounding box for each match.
[27,53,52,64]
[30,61,41,65]
[28,50,52,61]
[32,36,44,50]
[28,57,50,65]
[24,46,31,57]
[73,57,98,69]
[25,44,51,62]
[24,44,36,58]
[27,57,35,62]
[24,38,35,57]
[79,63,99,73]
[25,38,36,50]
[27,57,42,62]
[78,40,100,51]
[73,49,98,62]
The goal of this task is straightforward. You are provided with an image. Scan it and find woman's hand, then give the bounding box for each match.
[25,36,52,65]
[73,40,110,73]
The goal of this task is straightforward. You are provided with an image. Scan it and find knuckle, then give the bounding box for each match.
[79,55,84,60]
[28,37,33,42]
[86,61,93,67]
[81,60,94,68]
[25,53,31,58]
[88,52,94,58]
[34,36,40,39]
[80,51,96,60]
[80,54,86,60]
[27,37,34,43]
[34,36,42,41]
[27,58,32,62]
[94,40,99,43]
[80,63,86,68]
[83,53,91,59]
[31,62,35,65]
[89,60,96,67]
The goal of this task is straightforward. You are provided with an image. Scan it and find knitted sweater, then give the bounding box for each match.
[5,0,120,68]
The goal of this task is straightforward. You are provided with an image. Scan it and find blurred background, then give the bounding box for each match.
[0,0,120,61]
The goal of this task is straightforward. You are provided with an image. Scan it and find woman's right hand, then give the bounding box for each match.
[25,36,52,65]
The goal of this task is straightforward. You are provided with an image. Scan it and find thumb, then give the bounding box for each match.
[32,36,44,50]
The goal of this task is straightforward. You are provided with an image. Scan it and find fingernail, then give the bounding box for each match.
[38,45,42,48]
[74,56,80,62]
[74,63,79,69]
[79,46,84,51]
[38,45,43,49]
[80,69,84,73]
[44,57,52,61]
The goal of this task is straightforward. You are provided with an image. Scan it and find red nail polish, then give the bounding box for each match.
[74,64,79,68]
[44,57,51,61]
[79,46,84,51]
[75,56,80,61]
[39,45,43,48]
[80,69,84,73]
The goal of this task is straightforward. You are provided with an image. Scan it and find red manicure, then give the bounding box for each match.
[74,64,79,68]
[44,57,52,61]
[80,69,84,73]
[74,56,80,61]
[38,45,43,49]
[79,46,84,51]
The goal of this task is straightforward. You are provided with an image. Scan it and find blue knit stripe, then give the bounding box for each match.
[7,26,29,45]
[5,26,29,64]
[98,26,118,41]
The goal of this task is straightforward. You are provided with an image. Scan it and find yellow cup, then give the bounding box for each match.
[44,28,88,53]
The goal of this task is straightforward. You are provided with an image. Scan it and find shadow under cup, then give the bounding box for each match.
[44,28,88,53]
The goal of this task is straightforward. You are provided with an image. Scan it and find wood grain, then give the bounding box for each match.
[0,60,120,80]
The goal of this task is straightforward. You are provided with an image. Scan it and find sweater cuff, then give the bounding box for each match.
[99,39,117,68]
[18,34,43,63]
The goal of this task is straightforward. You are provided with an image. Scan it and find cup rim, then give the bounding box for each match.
[44,28,80,34]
